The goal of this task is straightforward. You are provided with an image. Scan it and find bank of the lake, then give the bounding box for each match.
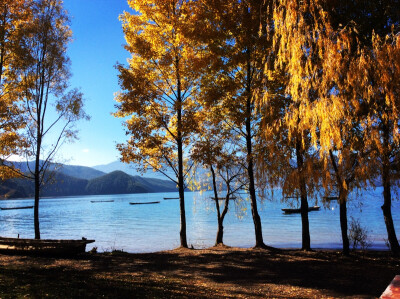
[0,188,399,252]
[0,246,398,298]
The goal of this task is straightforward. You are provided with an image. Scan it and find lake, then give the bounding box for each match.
[0,187,399,252]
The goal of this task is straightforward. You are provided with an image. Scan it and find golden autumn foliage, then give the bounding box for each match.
[191,0,272,248]
[116,0,204,178]
[113,1,400,253]
[0,0,32,179]
[266,0,400,254]
[115,0,210,248]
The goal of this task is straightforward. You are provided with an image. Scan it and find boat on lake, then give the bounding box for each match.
[282,206,320,214]
[0,237,95,256]
[90,200,114,203]
[1,206,33,210]
[130,201,160,205]
[163,197,179,200]
[211,197,237,200]
[323,196,339,201]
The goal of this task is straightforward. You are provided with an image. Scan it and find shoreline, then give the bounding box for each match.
[0,246,398,298]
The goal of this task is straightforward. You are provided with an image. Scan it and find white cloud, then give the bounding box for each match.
[82,149,90,153]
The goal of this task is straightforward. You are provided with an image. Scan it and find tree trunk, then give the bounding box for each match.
[381,124,400,256]
[244,46,265,248]
[177,129,187,248]
[176,56,187,249]
[296,138,310,251]
[210,166,224,245]
[34,137,41,240]
[34,176,40,239]
[339,193,349,255]
[245,99,264,248]
[329,150,350,255]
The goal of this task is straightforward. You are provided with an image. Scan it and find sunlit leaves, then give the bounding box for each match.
[116,0,205,183]
[0,0,32,177]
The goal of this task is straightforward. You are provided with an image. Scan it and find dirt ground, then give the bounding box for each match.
[0,245,398,298]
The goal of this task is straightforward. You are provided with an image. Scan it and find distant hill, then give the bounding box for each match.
[55,164,105,180]
[92,160,176,180]
[0,169,177,199]
[10,161,105,180]
[85,171,176,195]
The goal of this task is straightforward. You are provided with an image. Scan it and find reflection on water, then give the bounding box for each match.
[0,188,398,253]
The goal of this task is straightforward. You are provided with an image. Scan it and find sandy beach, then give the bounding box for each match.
[0,246,398,298]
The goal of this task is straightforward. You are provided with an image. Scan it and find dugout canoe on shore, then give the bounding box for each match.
[0,237,95,256]
[1,206,33,210]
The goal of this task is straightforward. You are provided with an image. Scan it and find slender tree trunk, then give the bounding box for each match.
[244,50,265,248]
[245,95,264,247]
[296,137,310,251]
[217,196,230,245]
[210,166,223,245]
[176,56,187,249]
[339,192,349,255]
[381,125,400,255]
[34,134,41,239]
[329,150,350,255]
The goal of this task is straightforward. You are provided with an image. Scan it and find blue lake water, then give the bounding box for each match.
[0,188,399,253]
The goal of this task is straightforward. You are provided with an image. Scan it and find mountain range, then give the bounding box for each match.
[0,161,178,199]
[92,160,175,180]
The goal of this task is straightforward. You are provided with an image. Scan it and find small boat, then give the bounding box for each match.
[90,200,114,203]
[323,196,339,201]
[129,201,160,205]
[0,237,95,256]
[282,206,320,214]
[163,197,179,200]
[211,197,237,200]
[1,206,34,210]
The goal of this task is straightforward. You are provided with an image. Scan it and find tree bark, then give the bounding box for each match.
[211,166,223,245]
[244,49,265,248]
[381,124,400,255]
[296,137,310,251]
[34,131,41,239]
[339,193,349,255]
[329,150,350,255]
[176,55,187,249]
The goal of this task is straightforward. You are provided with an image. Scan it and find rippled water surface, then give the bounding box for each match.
[0,188,399,252]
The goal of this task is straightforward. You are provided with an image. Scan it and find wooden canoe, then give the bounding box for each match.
[282,206,320,214]
[0,237,95,256]
[1,206,33,210]
[129,201,160,205]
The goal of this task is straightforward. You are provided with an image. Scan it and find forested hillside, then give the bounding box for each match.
[0,170,177,199]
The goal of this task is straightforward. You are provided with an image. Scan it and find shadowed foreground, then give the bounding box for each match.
[0,246,398,298]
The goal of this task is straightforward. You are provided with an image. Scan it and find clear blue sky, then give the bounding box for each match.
[59,0,132,167]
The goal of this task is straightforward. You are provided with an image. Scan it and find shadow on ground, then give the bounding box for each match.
[0,247,398,298]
